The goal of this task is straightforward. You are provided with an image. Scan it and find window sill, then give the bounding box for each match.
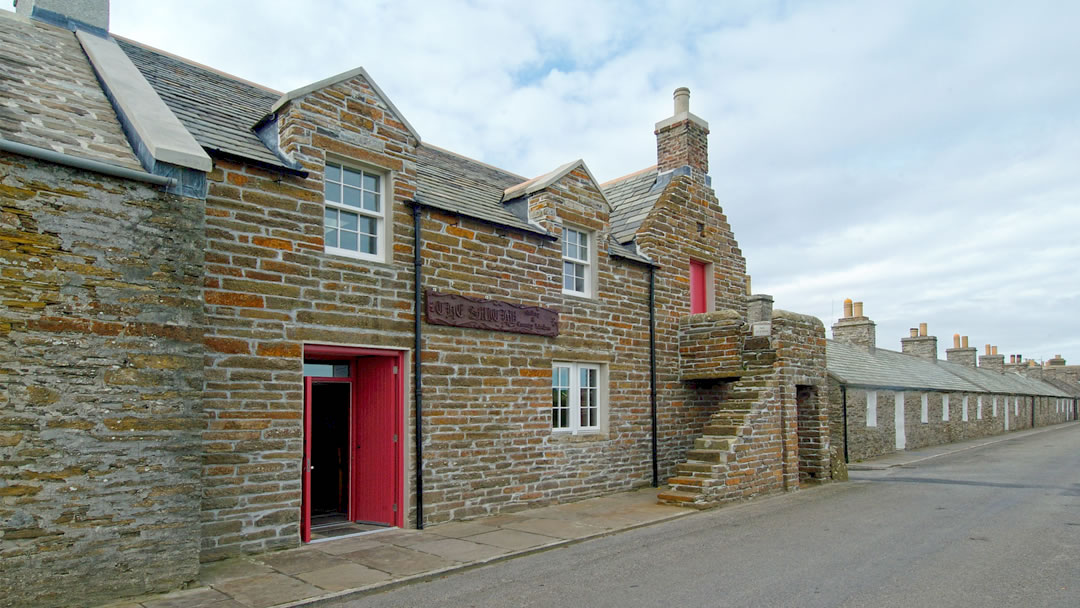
[561,289,594,300]
[550,430,608,442]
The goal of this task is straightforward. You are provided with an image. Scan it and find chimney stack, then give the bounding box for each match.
[979,344,1005,373]
[16,0,110,32]
[946,333,977,368]
[901,321,938,361]
[655,87,710,182]
[832,298,876,352]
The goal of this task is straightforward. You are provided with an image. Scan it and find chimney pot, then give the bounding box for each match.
[985,344,991,355]
[919,323,927,337]
[673,87,691,114]
[843,299,853,318]
[910,328,919,338]
[953,334,961,349]
[853,301,864,317]
[961,336,969,349]
[992,345,998,355]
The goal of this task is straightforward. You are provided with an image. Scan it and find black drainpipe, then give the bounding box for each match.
[841,385,849,464]
[649,266,658,487]
[411,201,424,529]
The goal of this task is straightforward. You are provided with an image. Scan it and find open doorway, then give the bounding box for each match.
[302,347,404,542]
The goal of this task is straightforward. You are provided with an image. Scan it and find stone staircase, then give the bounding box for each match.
[657,373,770,507]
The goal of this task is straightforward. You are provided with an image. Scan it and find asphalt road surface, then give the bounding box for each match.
[335,425,1080,607]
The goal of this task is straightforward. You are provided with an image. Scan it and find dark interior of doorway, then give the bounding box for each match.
[311,382,350,524]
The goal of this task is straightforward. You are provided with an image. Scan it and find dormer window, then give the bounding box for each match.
[562,227,591,297]
[324,162,385,261]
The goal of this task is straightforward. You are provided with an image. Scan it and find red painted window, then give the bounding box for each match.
[690,260,707,314]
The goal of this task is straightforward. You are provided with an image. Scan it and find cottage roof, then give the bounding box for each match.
[602,166,662,244]
[1043,376,1080,397]
[826,340,976,392]
[0,13,143,171]
[116,36,289,170]
[415,144,546,235]
[828,339,1073,397]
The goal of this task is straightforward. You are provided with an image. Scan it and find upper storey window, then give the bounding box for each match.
[324,162,384,261]
[562,227,591,297]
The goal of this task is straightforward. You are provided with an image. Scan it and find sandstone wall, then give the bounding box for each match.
[0,153,205,607]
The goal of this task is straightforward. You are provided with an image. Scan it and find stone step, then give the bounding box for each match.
[666,476,705,488]
[657,489,699,504]
[703,424,741,436]
[677,461,720,474]
[694,436,734,450]
[685,449,730,464]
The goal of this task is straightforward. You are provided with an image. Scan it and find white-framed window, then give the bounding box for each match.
[992,396,998,417]
[977,396,983,419]
[962,396,969,422]
[1013,397,1019,416]
[323,162,386,261]
[561,227,592,297]
[942,394,950,421]
[921,393,929,424]
[552,362,604,434]
[866,390,877,427]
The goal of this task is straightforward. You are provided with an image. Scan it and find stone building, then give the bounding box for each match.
[0,3,831,606]
[827,301,1078,463]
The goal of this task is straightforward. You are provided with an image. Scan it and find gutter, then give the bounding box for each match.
[0,139,176,188]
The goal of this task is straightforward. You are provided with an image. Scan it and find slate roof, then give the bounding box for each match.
[415,144,545,235]
[115,36,288,169]
[0,14,142,171]
[826,341,976,392]
[603,166,661,244]
[1043,376,1080,397]
[827,340,1072,397]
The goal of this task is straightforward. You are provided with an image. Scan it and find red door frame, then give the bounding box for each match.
[301,345,405,542]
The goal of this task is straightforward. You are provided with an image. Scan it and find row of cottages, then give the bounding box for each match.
[827,301,1080,462]
[0,3,831,606]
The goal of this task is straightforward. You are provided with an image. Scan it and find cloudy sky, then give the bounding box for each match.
[14,1,1080,362]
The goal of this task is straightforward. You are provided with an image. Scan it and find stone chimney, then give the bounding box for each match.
[655,87,709,183]
[832,298,876,352]
[16,0,109,32]
[1046,354,1066,367]
[901,321,938,361]
[979,344,1004,373]
[946,334,977,368]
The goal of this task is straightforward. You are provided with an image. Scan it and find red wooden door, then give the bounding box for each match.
[301,377,313,543]
[690,260,707,314]
[352,356,398,525]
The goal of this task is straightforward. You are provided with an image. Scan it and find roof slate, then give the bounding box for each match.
[0,14,142,171]
[115,37,287,169]
[415,144,546,235]
[827,340,1072,397]
[603,167,660,244]
[826,341,976,392]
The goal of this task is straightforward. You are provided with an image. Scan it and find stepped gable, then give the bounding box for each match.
[0,12,142,170]
[116,36,288,169]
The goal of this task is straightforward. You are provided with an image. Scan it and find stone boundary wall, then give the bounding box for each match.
[0,153,205,607]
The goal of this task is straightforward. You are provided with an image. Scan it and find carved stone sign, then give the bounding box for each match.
[425,289,559,337]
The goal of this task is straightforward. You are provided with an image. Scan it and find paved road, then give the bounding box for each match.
[334,425,1080,607]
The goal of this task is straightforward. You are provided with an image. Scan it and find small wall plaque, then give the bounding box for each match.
[425,290,559,337]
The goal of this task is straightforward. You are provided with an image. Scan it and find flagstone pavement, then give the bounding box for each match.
[101,487,689,608]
